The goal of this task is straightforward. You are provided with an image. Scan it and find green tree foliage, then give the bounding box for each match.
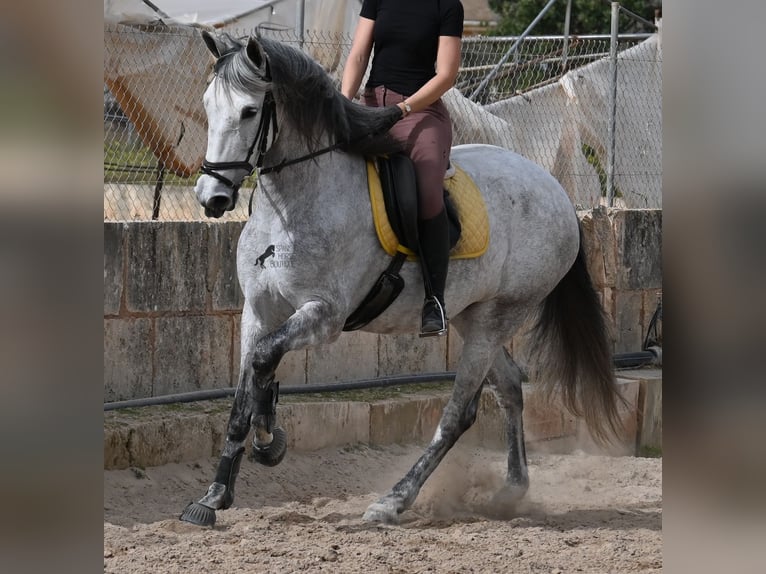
[488,0,660,36]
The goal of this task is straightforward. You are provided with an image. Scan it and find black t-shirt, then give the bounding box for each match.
[360,0,464,96]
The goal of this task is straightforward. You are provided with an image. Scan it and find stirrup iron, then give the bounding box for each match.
[420,297,447,337]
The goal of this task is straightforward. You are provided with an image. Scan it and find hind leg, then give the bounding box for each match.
[363,340,491,524]
[364,302,528,524]
[485,348,530,505]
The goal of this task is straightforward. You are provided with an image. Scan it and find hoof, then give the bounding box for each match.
[179,501,216,527]
[250,426,287,467]
[362,501,399,525]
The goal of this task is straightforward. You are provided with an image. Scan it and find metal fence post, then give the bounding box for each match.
[296,0,306,48]
[606,2,620,207]
[151,162,165,221]
[562,0,573,71]
[468,0,559,102]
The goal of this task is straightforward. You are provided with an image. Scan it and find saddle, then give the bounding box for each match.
[343,154,489,331]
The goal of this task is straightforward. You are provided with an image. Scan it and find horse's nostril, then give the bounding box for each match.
[206,194,232,212]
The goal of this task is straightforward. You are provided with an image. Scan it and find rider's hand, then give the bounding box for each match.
[390,104,405,121]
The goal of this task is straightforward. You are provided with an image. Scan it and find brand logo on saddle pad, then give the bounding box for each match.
[366,160,489,260]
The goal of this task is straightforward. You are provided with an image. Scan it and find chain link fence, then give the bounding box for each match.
[104,21,661,221]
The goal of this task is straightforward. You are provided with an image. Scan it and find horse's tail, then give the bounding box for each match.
[528,226,624,444]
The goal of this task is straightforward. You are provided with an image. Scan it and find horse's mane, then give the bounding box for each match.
[214,34,402,157]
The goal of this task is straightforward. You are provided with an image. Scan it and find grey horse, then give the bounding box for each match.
[181,32,622,527]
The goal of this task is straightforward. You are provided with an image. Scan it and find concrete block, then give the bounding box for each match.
[125,222,209,313]
[561,411,579,438]
[522,386,569,442]
[520,379,639,453]
[616,378,640,442]
[464,384,599,451]
[600,287,617,348]
[615,209,662,290]
[278,401,370,452]
[579,207,617,289]
[378,333,448,376]
[307,331,379,384]
[614,290,644,353]
[127,414,218,468]
[104,222,124,315]
[154,315,233,396]
[209,222,244,311]
[369,394,449,445]
[463,389,509,450]
[574,378,640,456]
[630,372,662,452]
[103,424,131,469]
[104,318,153,402]
[638,381,662,451]
[276,350,308,386]
[103,369,657,469]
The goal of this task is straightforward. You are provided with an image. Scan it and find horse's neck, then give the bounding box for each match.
[256,130,368,243]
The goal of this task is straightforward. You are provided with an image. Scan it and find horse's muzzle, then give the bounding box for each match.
[196,175,237,218]
[203,193,233,218]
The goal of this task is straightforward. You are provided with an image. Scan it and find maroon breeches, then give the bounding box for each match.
[363,85,452,220]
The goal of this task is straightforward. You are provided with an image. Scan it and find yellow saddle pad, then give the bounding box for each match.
[366,159,489,260]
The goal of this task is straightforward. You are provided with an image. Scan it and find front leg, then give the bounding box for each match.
[248,298,342,452]
[180,300,341,527]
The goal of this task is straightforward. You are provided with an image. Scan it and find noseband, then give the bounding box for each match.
[200,90,279,194]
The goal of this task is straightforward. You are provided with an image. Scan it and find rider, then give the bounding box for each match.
[341,0,464,337]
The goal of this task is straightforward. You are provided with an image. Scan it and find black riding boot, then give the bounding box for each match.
[418,208,450,337]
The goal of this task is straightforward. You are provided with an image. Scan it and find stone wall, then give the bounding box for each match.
[580,207,663,353]
[103,208,662,402]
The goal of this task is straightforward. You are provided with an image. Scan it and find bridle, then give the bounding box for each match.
[199,47,397,211]
[201,97,384,187]
[199,90,278,197]
[199,84,362,187]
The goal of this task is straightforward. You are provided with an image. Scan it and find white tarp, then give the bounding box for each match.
[104,2,364,178]
[447,35,662,208]
[104,0,363,37]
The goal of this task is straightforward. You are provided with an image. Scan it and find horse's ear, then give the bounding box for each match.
[246,36,267,70]
[201,31,241,59]
[201,30,225,58]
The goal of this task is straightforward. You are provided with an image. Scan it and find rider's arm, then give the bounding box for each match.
[396,35,461,117]
[341,17,375,100]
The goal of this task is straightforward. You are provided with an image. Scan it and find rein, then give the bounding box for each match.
[246,134,370,216]
[244,129,381,215]
[260,133,375,175]
[203,100,383,184]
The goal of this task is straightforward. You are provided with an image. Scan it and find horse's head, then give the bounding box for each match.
[196,32,277,218]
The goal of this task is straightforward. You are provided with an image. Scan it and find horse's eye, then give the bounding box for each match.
[241,107,259,120]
